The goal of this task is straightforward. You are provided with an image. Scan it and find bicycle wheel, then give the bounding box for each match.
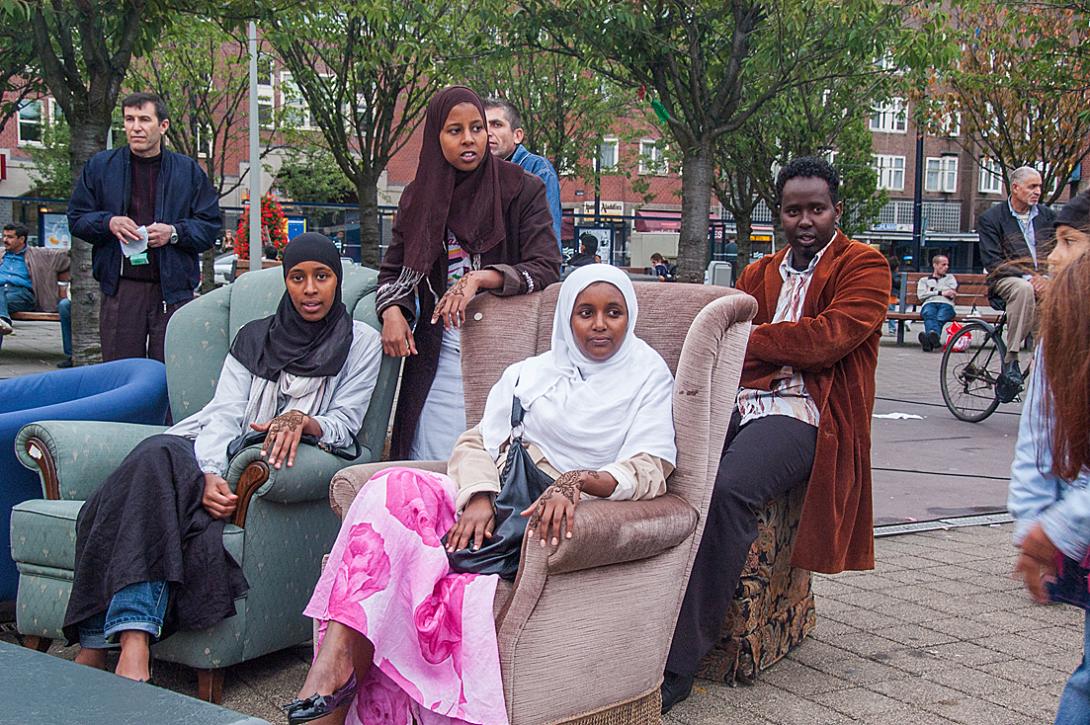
[940,321,1003,422]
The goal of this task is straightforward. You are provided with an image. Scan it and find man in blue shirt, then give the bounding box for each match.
[483,98,562,249]
[0,223,38,336]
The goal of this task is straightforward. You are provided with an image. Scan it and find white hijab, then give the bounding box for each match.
[479,264,677,473]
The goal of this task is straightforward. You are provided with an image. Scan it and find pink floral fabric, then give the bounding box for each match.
[305,467,507,725]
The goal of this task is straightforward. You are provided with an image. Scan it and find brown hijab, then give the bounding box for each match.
[378,86,525,308]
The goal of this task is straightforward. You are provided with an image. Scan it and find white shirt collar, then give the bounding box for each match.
[780,241,831,280]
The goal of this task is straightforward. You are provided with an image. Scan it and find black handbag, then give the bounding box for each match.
[446,395,555,580]
[225,428,361,462]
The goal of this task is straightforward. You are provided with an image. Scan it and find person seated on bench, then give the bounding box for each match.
[62,234,382,683]
[977,165,1055,387]
[916,253,957,352]
[661,156,890,713]
[0,223,72,363]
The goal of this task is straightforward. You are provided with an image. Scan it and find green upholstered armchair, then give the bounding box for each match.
[10,265,398,703]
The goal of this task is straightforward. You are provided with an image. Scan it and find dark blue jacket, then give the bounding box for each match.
[68,147,221,304]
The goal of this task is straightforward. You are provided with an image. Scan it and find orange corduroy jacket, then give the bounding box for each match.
[736,230,890,574]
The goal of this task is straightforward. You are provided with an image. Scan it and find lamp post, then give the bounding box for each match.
[248,21,262,272]
[911,131,924,272]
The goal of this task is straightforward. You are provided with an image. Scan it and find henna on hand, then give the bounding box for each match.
[268,410,307,436]
[527,470,590,533]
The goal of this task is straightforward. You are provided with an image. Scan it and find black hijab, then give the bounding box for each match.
[230,233,354,380]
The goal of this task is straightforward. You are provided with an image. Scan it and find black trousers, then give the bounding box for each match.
[666,413,817,676]
[100,278,190,362]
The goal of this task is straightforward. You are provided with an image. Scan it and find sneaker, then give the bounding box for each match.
[661,670,694,714]
[1003,360,1023,388]
[918,331,933,352]
[929,331,941,350]
[0,317,12,335]
[56,357,73,369]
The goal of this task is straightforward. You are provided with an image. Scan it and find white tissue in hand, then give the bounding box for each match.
[120,226,149,257]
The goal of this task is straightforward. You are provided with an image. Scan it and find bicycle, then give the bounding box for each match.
[939,313,1029,422]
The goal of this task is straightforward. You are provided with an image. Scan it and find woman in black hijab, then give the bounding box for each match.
[64,233,383,683]
[377,85,562,461]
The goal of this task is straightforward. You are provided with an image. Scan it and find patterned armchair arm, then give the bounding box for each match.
[16,421,167,500]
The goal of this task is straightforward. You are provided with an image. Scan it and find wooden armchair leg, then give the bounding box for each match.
[197,667,225,704]
[21,635,52,652]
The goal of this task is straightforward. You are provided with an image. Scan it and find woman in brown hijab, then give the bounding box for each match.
[378,86,561,460]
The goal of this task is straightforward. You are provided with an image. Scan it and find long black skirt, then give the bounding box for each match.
[62,434,248,644]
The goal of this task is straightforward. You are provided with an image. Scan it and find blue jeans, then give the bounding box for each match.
[1057,609,1090,724]
[920,302,956,338]
[0,283,34,321]
[58,297,72,357]
[78,580,170,649]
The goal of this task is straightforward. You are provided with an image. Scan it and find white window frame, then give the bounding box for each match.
[195,123,214,159]
[873,154,906,191]
[869,97,908,134]
[978,157,1004,194]
[925,156,958,193]
[940,111,961,137]
[599,136,618,171]
[17,99,45,147]
[638,138,667,175]
[279,71,312,130]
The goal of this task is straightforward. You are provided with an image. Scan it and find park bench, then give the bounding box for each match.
[887,271,1002,344]
[10,311,60,323]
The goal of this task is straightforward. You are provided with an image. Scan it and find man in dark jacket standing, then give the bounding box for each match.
[68,92,220,362]
[976,165,1054,387]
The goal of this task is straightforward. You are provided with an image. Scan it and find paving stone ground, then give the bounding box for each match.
[3,522,1079,724]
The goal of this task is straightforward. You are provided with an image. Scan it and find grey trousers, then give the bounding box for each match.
[992,276,1036,363]
[666,413,817,676]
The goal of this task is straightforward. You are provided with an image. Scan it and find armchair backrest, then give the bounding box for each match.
[164,265,398,460]
[460,282,758,509]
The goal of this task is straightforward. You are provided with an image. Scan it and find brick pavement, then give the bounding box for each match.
[4,523,1080,724]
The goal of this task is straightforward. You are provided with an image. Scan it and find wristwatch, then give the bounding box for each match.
[168,225,179,245]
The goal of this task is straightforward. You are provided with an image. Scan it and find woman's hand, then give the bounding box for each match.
[202,472,238,519]
[521,470,590,547]
[250,409,319,469]
[1014,522,1060,604]
[445,492,496,552]
[381,306,416,357]
[432,272,481,330]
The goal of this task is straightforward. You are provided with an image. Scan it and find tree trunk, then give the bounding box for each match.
[676,140,714,283]
[734,209,753,279]
[200,248,216,293]
[356,174,381,268]
[67,121,110,365]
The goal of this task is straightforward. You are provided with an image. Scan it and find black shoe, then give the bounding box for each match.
[56,357,73,369]
[1004,360,1023,388]
[660,670,694,714]
[929,331,941,350]
[282,673,358,724]
[918,331,933,352]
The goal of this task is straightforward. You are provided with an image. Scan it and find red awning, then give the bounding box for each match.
[634,210,682,232]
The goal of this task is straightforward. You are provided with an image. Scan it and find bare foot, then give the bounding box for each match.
[296,623,360,700]
[114,630,152,681]
[74,647,108,670]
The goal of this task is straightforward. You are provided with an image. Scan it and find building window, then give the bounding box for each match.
[638,139,667,175]
[599,137,618,171]
[978,157,1004,194]
[196,124,214,159]
[939,111,960,137]
[279,72,311,130]
[869,98,908,133]
[873,154,906,191]
[925,156,958,193]
[17,100,44,146]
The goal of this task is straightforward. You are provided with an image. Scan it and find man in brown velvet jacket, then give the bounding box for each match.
[662,157,890,712]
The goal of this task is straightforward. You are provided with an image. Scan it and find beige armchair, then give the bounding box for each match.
[328,282,756,723]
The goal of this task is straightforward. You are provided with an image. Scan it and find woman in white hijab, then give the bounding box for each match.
[290,264,676,725]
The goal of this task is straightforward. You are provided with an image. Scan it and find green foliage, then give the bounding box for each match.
[274,146,357,203]
[26,118,72,198]
[525,0,912,280]
[464,44,633,184]
[835,118,886,238]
